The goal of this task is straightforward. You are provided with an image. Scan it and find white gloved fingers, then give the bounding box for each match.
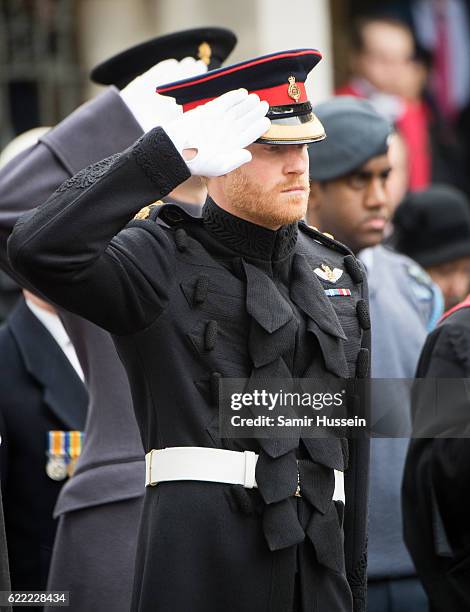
[163,88,268,177]
[148,58,179,73]
[229,93,263,120]
[237,116,272,148]
[179,56,198,68]
[187,147,252,177]
[190,59,208,76]
[177,57,208,80]
[235,99,269,127]
[234,101,269,138]
[217,149,253,175]
[153,94,183,126]
[194,59,208,72]
[204,88,249,114]
[213,89,255,124]
[144,59,180,87]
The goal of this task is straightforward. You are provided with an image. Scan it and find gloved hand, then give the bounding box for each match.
[162,89,271,177]
[120,56,207,132]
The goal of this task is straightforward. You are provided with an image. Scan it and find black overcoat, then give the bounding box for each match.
[8,127,370,612]
[403,301,470,611]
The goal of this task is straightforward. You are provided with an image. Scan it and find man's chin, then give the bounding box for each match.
[276,195,308,223]
[349,232,383,255]
[361,229,384,248]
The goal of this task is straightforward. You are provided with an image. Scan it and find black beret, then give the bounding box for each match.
[90,27,237,89]
[393,184,470,268]
[308,96,392,181]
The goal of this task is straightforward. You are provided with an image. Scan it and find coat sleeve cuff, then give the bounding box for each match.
[132,127,191,195]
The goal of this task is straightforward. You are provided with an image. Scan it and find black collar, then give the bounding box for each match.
[202,198,298,261]
[9,299,87,430]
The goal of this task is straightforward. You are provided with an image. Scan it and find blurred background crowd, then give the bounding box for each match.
[1,0,470,316]
[1,1,470,611]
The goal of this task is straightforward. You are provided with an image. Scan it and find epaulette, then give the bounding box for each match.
[298,220,353,256]
[133,200,164,220]
[133,202,201,226]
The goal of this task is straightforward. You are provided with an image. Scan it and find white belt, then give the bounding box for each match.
[145,447,345,504]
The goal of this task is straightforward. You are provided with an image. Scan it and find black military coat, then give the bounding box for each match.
[403,301,470,611]
[8,128,370,612]
[0,299,87,590]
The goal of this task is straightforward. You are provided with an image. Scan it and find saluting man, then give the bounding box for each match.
[9,50,370,612]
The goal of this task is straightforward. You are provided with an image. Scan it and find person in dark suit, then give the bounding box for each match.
[403,295,470,611]
[0,292,87,591]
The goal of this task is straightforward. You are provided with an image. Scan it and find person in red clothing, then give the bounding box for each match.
[337,15,431,191]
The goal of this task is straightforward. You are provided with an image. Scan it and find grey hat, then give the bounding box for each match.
[308,96,392,181]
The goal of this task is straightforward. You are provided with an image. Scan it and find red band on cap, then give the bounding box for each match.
[181,81,307,112]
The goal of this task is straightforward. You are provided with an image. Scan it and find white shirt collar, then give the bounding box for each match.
[24,297,85,382]
[25,298,69,349]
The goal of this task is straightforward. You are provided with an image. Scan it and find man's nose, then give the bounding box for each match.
[284,148,308,175]
[365,176,389,209]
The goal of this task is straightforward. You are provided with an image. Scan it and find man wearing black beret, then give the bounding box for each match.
[8,49,370,612]
[0,27,235,612]
[307,97,441,612]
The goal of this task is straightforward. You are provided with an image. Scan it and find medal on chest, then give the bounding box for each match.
[46,431,67,481]
[46,430,84,480]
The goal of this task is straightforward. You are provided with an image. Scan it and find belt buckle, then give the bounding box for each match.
[147,449,157,487]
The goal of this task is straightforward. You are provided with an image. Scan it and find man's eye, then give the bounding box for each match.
[348,173,369,189]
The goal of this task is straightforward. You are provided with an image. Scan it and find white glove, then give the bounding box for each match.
[163,89,271,177]
[121,57,207,132]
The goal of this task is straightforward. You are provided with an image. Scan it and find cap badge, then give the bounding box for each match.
[314,264,344,283]
[287,76,301,102]
[198,42,212,66]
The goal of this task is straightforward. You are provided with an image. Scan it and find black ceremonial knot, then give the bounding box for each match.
[255,450,343,558]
